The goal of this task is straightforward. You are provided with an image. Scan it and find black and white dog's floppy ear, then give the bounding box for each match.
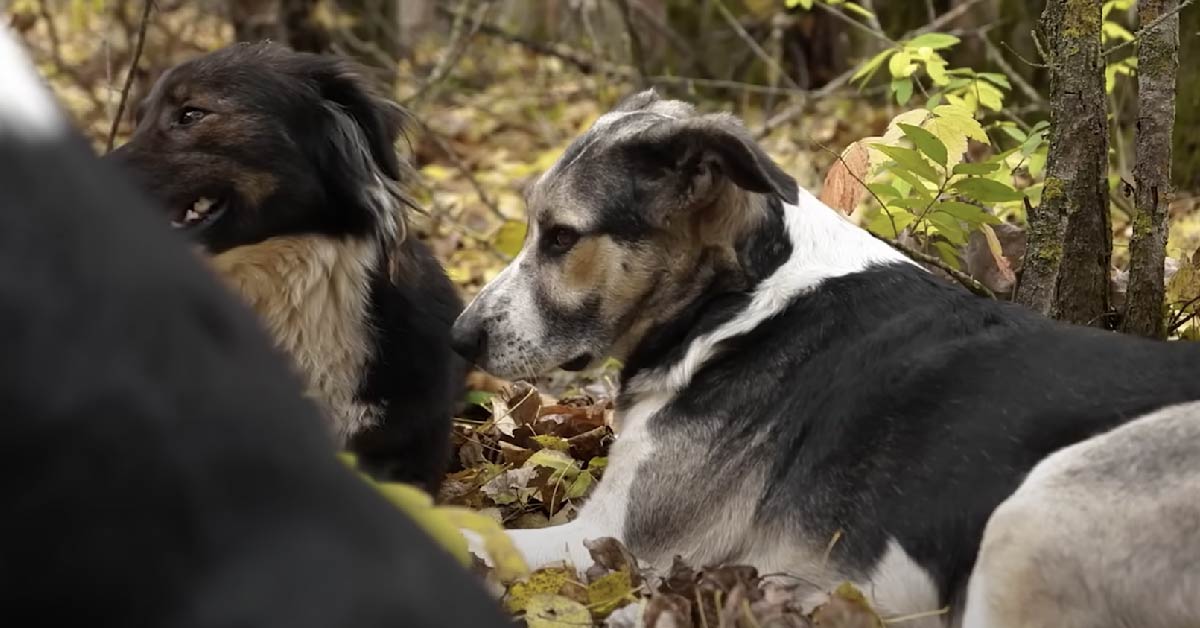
[628,113,799,207]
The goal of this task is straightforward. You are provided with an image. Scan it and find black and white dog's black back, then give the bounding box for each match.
[0,28,505,627]
[451,90,1200,625]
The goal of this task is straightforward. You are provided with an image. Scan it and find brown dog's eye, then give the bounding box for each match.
[174,107,207,127]
[544,226,580,256]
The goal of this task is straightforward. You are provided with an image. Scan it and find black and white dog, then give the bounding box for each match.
[108,42,464,492]
[451,90,1200,625]
[0,27,507,627]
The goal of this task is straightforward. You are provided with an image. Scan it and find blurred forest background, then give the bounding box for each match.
[8,3,1200,622]
[6,0,1200,341]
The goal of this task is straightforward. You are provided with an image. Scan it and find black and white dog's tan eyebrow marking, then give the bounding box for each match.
[454,89,1200,627]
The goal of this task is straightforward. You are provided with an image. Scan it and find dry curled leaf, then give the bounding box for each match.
[819,140,871,215]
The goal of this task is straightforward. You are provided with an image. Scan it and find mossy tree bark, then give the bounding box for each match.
[1123,0,1180,338]
[1015,0,1111,326]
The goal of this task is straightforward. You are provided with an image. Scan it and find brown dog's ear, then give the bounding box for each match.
[625,113,799,208]
[313,61,409,183]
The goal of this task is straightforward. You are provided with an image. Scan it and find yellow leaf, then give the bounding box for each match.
[565,470,596,499]
[587,570,637,618]
[523,448,581,479]
[532,435,571,452]
[420,164,455,182]
[444,507,530,583]
[524,594,592,628]
[503,568,578,613]
[492,219,527,258]
[924,104,988,169]
[373,482,471,567]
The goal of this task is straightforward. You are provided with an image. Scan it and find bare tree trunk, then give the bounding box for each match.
[1123,0,1180,338]
[1016,0,1111,326]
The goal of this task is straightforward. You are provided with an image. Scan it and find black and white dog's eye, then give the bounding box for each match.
[175,107,207,127]
[544,226,580,256]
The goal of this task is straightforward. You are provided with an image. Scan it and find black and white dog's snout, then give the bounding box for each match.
[450,309,488,365]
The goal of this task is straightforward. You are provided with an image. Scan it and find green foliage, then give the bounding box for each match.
[786,0,875,19]
[841,32,1047,268]
[1103,0,1137,93]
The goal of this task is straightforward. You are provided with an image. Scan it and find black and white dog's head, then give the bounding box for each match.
[451,90,799,380]
[108,41,410,255]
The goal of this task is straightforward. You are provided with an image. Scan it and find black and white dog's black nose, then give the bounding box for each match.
[450,315,487,365]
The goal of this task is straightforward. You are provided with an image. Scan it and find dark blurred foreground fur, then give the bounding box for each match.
[0,28,506,628]
[109,42,465,493]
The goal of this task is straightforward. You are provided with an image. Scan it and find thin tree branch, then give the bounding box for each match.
[910,0,988,37]
[754,65,857,138]
[870,231,996,299]
[815,2,892,45]
[1103,0,1195,58]
[414,118,506,222]
[628,0,712,78]
[106,0,153,153]
[404,0,489,107]
[614,0,648,88]
[713,0,802,91]
[980,35,1045,106]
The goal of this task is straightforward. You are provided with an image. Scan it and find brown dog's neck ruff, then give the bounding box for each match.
[207,234,383,443]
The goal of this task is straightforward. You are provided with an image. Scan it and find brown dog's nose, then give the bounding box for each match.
[450,316,487,365]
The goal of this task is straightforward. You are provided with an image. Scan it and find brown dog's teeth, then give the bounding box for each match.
[193,198,214,215]
[185,209,201,223]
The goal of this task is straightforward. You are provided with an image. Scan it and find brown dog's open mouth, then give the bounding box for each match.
[171,197,227,231]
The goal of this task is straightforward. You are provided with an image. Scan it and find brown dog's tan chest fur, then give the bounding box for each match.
[208,236,380,442]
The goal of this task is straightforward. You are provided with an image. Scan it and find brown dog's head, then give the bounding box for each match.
[450,90,799,381]
[108,42,409,254]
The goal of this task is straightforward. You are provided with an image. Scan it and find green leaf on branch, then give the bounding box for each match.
[892,78,914,105]
[906,33,960,50]
[852,48,895,85]
[934,200,1001,226]
[872,144,942,184]
[898,123,948,166]
[953,162,1001,176]
[951,178,1025,203]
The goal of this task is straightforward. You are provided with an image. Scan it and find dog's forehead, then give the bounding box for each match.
[529,98,694,221]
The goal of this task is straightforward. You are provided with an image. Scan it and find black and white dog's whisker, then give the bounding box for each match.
[452,89,1200,627]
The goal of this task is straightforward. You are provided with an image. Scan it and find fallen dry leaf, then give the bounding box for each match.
[819,141,871,215]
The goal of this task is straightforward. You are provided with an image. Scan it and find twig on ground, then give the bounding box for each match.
[106,0,153,153]
[1168,295,1200,334]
